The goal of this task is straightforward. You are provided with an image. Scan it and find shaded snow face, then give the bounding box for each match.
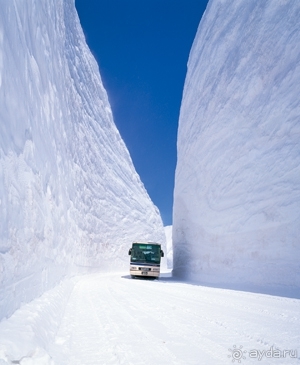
[173,0,300,290]
[164,225,173,269]
[0,0,165,319]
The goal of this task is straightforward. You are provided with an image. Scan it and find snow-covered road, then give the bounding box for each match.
[1,272,299,364]
[50,273,299,365]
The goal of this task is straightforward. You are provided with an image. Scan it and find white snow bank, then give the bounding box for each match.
[173,0,300,293]
[0,0,165,320]
[164,225,173,268]
[0,277,78,365]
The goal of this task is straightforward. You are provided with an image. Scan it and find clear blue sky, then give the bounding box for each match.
[75,0,209,226]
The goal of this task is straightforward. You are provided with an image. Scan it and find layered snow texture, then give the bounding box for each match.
[164,225,173,269]
[0,0,165,320]
[173,0,300,292]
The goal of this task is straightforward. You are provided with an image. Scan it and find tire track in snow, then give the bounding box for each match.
[49,273,300,365]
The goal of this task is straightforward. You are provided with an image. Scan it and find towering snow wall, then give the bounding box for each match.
[173,0,300,292]
[0,0,165,319]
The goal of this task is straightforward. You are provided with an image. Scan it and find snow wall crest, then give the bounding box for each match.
[173,0,300,293]
[0,0,165,319]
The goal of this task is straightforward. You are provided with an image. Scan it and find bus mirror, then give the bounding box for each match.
[128,248,132,255]
[161,250,164,257]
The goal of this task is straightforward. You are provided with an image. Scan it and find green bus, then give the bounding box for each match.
[128,242,164,278]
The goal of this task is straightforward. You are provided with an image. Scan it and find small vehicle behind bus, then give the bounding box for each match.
[128,242,164,278]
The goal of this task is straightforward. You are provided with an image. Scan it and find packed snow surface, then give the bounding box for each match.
[173,0,300,291]
[0,272,299,364]
[0,0,165,320]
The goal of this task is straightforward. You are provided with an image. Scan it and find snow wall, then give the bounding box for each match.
[164,225,173,269]
[173,0,300,293]
[0,0,165,320]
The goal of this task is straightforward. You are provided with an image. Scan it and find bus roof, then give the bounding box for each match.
[132,242,161,245]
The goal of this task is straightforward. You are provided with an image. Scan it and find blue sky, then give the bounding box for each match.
[75,0,209,226]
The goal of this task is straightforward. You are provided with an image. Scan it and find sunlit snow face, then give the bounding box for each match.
[173,0,300,287]
[0,0,165,322]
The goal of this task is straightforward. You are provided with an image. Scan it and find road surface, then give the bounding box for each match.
[48,272,300,365]
[0,272,299,364]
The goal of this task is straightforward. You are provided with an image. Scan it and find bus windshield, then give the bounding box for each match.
[130,243,161,264]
